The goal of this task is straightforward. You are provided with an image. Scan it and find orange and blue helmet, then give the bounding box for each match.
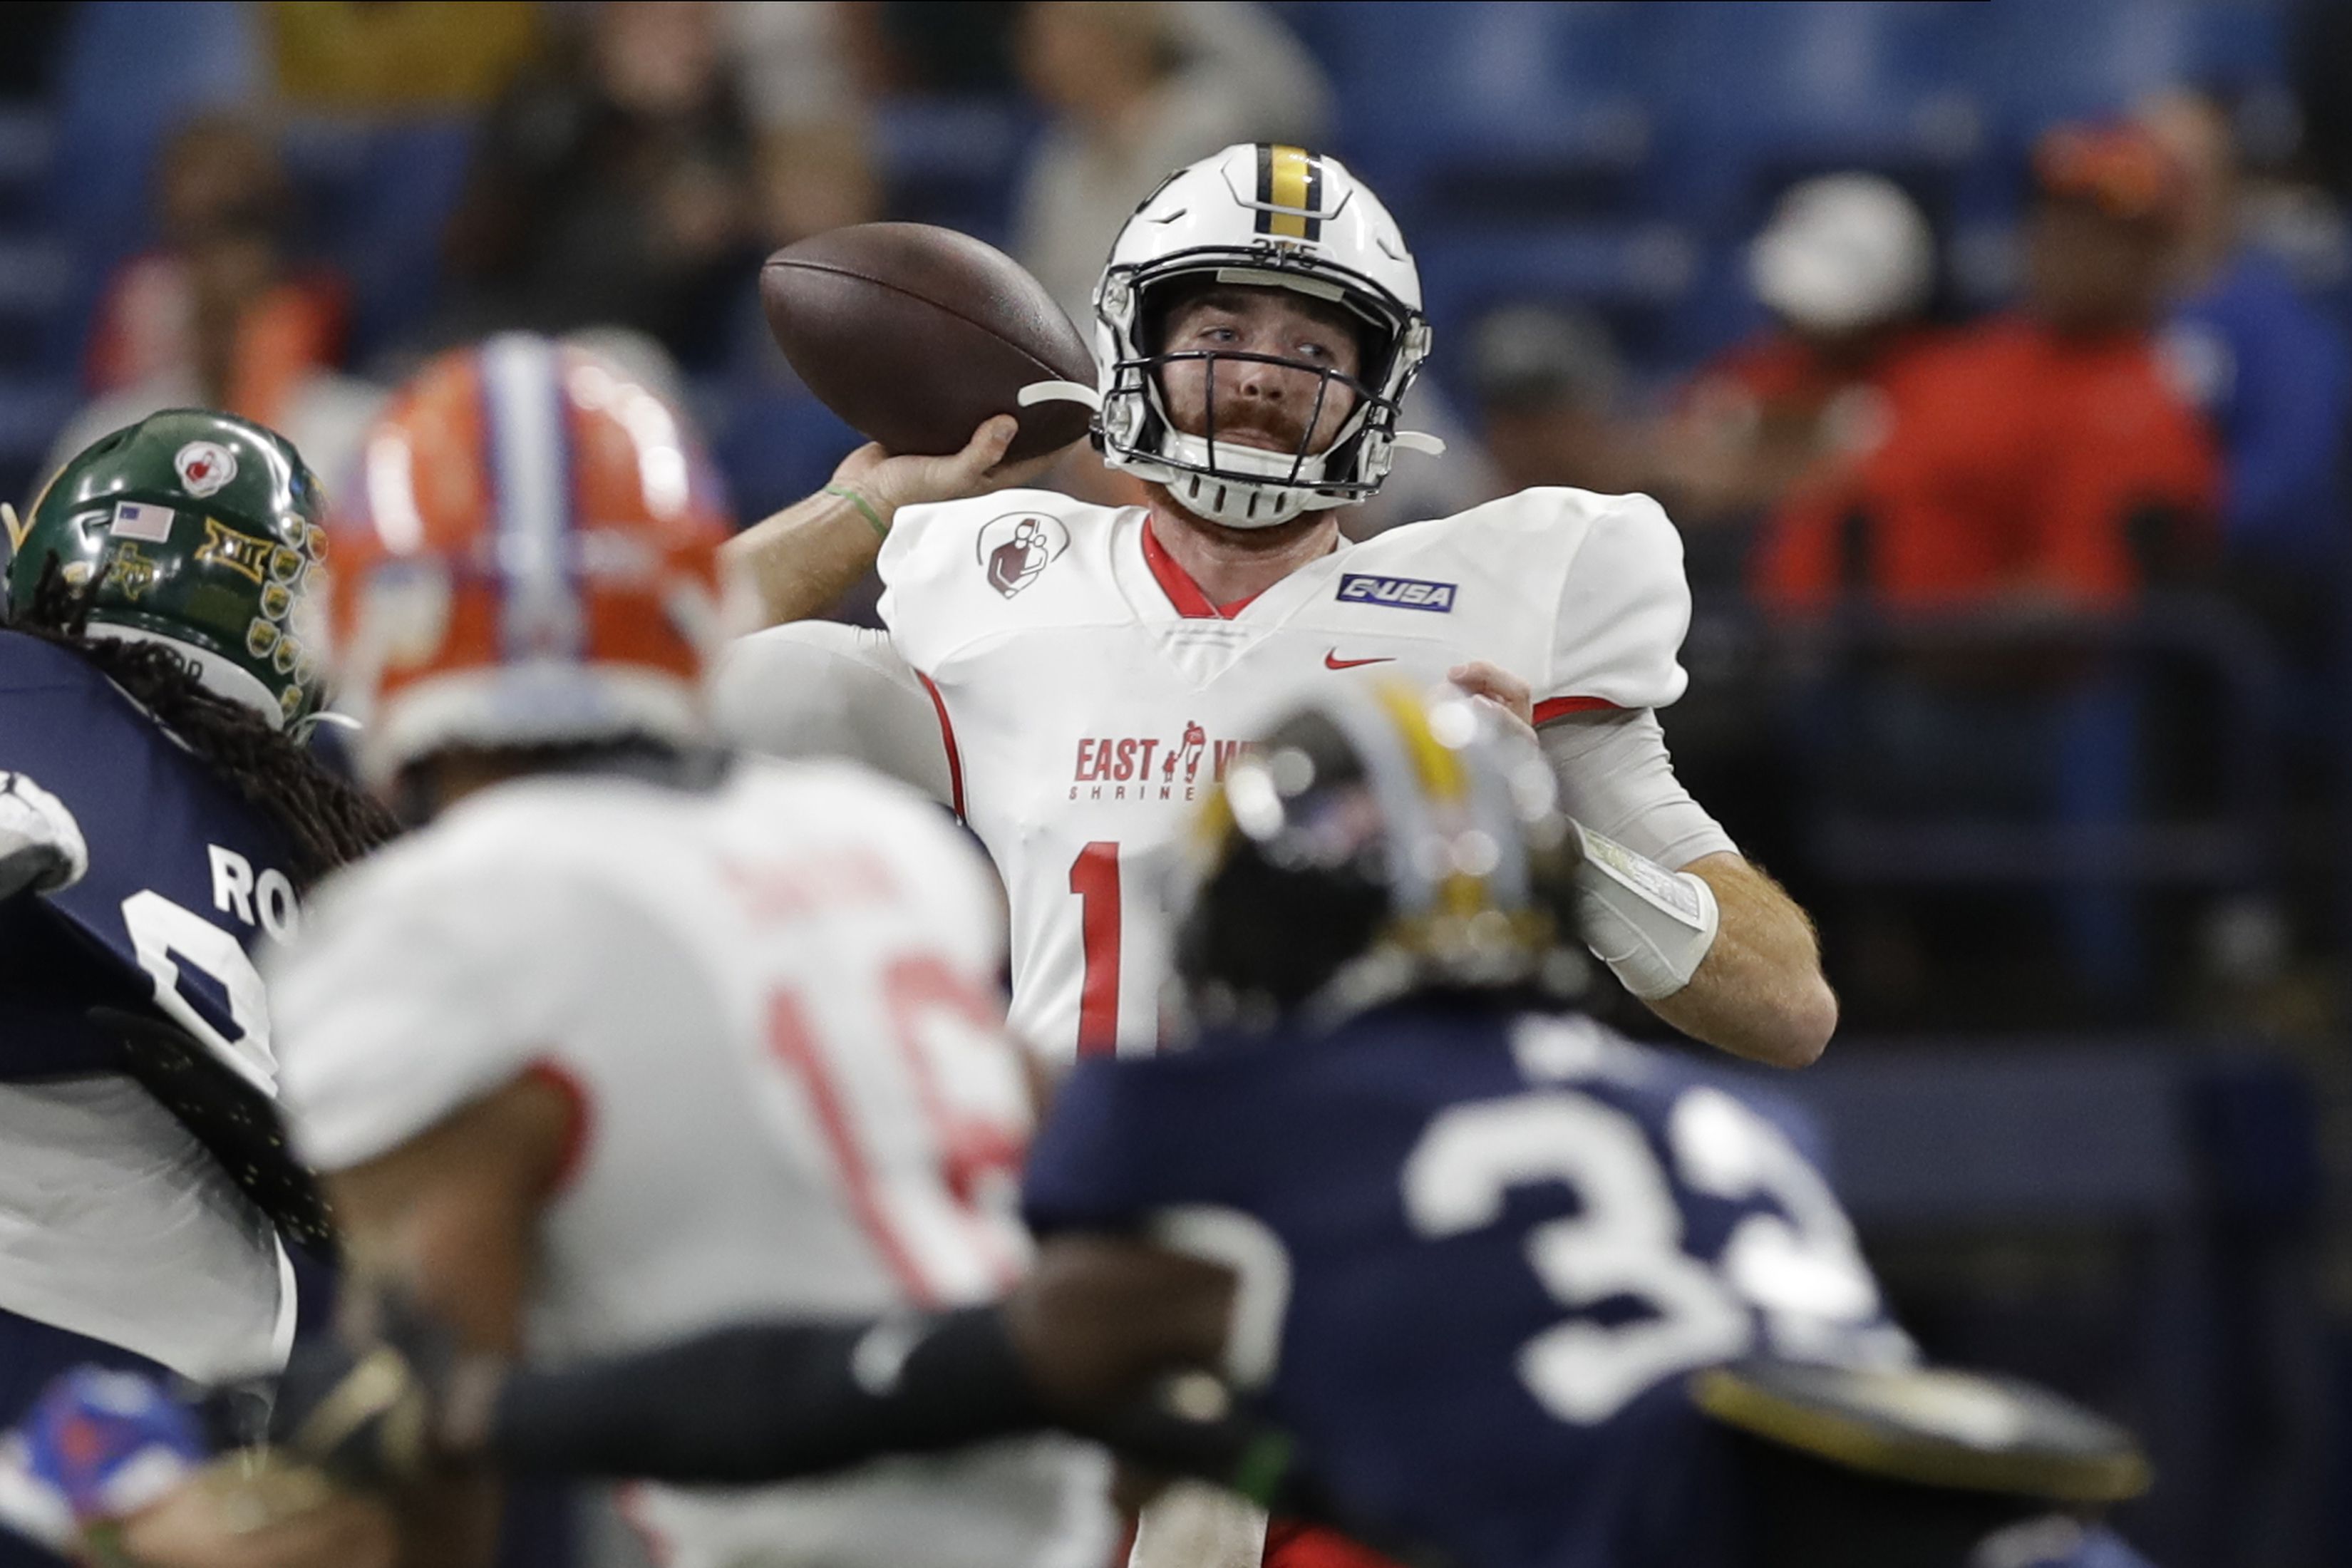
[328,334,732,782]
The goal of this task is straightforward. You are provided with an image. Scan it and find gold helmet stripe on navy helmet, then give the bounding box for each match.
[1254,144,1324,242]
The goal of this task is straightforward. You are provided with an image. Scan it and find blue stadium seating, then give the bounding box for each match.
[45,0,260,371]
[279,117,477,363]
[871,96,1039,252]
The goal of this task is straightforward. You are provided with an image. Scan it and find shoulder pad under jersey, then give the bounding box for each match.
[877,489,1133,672]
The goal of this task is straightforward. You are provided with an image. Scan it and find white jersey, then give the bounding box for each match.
[864,487,1692,1059]
[267,757,1113,1568]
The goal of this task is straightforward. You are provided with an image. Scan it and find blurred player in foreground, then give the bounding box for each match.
[12,334,1115,1568]
[165,684,2155,1568]
[0,411,395,1566]
[721,142,1835,1074]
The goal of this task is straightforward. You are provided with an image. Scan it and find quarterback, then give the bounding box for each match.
[718,143,1834,1068]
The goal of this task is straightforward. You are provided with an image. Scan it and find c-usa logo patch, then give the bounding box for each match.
[1336,572,1457,613]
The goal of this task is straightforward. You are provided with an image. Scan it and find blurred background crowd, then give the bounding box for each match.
[1,2,2348,1562]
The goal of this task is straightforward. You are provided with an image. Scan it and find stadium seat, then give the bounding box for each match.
[0,376,81,504]
[1783,1040,2320,1564]
[279,117,478,362]
[0,236,70,378]
[0,108,53,231]
[45,0,261,370]
[1970,0,2289,134]
[703,377,865,529]
[872,96,1038,251]
[1319,0,1656,223]
[1413,221,1697,329]
[1782,596,2286,1010]
[1641,0,1985,229]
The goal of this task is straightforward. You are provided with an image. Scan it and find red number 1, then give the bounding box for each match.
[1070,840,1120,1056]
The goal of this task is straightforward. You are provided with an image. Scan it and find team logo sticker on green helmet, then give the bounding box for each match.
[175,440,237,498]
[109,500,175,542]
[101,543,161,601]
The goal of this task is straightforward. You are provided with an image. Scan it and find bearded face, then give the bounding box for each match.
[1154,284,1367,463]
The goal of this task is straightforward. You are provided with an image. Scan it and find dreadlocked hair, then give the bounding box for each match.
[11,560,400,889]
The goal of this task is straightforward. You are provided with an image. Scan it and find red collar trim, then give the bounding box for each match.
[1140,522,1266,619]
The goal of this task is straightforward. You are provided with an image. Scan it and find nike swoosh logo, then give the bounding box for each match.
[1324,651,1396,670]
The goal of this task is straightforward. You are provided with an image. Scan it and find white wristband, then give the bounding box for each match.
[1567,820,1720,999]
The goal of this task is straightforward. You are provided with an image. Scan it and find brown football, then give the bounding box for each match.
[760,222,1097,462]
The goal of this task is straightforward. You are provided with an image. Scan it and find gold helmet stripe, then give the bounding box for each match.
[1255,145,1323,242]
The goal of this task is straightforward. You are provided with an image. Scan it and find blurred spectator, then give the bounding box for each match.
[1013,1,1331,325]
[728,2,882,243]
[264,1,538,112]
[1656,175,1940,544]
[2142,89,2350,584]
[429,1,762,371]
[53,113,381,492]
[1467,303,1640,495]
[1755,128,2219,617]
[83,116,345,397]
[1753,125,2225,1014]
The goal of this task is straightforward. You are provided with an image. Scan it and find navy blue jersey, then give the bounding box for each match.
[0,630,296,1088]
[1023,999,1912,1568]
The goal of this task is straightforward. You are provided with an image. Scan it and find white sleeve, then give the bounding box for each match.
[267,853,584,1172]
[1544,491,1693,713]
[1539,708,1738,871]
[711,623,952,807]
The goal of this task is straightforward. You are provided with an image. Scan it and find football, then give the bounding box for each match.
[760,222,1098,463]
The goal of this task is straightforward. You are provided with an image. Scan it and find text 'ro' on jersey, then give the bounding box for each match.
[0,628,296,1379]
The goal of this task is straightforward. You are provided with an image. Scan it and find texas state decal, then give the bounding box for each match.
[976,510,1071,599]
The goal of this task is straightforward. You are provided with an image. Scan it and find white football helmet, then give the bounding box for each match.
[1083,143,1440,529]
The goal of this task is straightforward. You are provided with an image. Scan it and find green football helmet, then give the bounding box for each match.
[4,409,330,731]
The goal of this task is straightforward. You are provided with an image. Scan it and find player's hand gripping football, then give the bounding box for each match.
[830,415,1071,520]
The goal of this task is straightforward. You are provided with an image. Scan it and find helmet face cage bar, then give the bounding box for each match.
[1123,347,1396,495]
